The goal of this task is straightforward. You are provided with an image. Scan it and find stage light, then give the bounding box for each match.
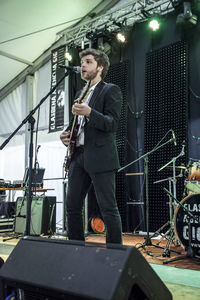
[149,19,160,31]
[64,52,72,62]
[86,31,95,40]
[97,37,112,55]
[116,32,126,43]
[176,1,197,27]
[112,18,128,43]
[81,39,85,50]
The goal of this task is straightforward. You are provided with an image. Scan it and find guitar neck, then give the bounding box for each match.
[69,80,91,139]
[70,115,78,139]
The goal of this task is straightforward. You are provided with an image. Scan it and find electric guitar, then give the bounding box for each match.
[64,80,91,172]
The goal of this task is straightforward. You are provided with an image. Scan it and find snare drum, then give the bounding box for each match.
[174,193,200,256]
[187,162,200,181]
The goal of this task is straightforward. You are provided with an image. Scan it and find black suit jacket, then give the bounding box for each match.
[67,81,122,174]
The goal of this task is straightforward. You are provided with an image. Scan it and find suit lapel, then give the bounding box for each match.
[89,81,105,108]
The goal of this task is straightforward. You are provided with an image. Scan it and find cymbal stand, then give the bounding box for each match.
[152,175,182,256]
[151,176,182,256]
[156,143,186,256]
[118,137,175,249]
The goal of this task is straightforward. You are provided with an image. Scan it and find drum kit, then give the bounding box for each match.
[120,132,200,260]
[154,159,200,261]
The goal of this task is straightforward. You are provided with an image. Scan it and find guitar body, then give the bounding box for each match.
[64,119,79,171]
[64,80,91,172]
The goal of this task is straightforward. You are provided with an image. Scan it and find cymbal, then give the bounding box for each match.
[166,165,186,170]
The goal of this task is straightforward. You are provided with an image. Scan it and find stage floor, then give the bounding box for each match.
[86,232,200,271]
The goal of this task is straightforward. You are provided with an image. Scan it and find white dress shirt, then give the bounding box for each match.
[76,81,100,146]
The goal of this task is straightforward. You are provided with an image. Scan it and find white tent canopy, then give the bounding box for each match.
[0,0,112,91]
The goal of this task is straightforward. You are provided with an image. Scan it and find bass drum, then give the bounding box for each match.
[174,193,200,257]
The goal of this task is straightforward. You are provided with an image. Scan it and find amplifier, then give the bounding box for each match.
[14,196,56,235]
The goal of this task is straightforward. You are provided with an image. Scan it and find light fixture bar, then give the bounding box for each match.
[57,1,174,46]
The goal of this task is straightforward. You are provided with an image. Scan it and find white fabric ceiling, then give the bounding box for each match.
[0,0,173,98]
[0,0,106,91]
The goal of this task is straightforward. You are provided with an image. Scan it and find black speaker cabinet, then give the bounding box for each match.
[0,237,172,300]
[14,196,56,235]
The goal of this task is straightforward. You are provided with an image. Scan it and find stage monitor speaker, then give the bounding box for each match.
[14,196,56,235]
[0,237,172,300]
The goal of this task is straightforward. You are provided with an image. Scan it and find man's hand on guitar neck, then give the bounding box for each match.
[60,130,71,146]
[72,102,91,117]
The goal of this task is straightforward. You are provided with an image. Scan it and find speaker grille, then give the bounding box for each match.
[15,196,56,235]
[105,60,129,230]
[144,41,188,231]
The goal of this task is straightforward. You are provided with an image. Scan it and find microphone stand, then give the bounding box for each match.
[118,137,175,248]
[158,142,185,205]
[0,70,70,236]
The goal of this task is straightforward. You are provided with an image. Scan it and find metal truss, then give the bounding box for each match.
[57,0,174,47]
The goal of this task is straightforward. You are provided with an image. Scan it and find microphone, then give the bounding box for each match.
[171,129,177,146]
[58,65,81,74]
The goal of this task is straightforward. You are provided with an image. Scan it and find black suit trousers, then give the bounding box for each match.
[66,150,122,244]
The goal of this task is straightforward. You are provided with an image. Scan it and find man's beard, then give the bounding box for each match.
[82,68,99,81]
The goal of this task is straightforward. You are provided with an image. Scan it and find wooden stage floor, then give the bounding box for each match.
[86,233,200,271]
[0,232,200,272]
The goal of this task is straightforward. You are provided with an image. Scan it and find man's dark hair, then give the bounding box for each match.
[79,48,110,79]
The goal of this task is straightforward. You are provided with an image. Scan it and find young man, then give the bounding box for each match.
[60,48,122,244]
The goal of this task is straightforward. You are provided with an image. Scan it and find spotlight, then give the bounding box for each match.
[86,31,95,40]
[97,37,112,55]
[64,52,72,62]
[176,1,197,27]
[81,39,85,50]
[112,19,128,43]
[116,32,126,43]
[149,19,160,31]
[98,41,112,55]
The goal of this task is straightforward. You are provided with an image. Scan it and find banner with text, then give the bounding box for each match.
[49,46,65,133]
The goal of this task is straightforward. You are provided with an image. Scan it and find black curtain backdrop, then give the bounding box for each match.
[67,10,200,232]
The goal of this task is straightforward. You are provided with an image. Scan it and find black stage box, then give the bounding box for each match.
[14,196,56,235]
[0,237,172,300]
[0,202,15,219]
[0,202,15,233]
